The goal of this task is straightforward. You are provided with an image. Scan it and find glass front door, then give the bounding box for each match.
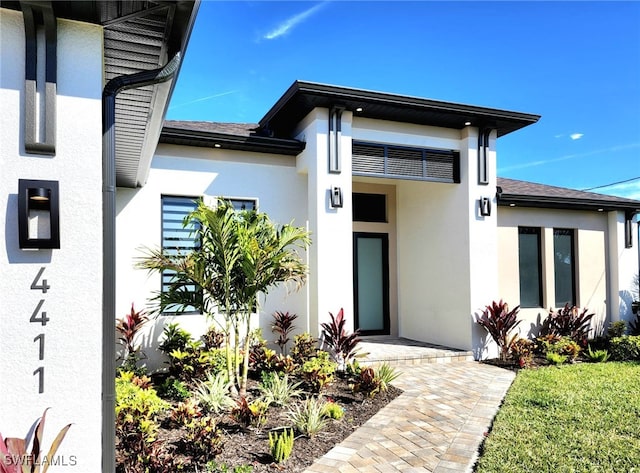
[353,232,390,335]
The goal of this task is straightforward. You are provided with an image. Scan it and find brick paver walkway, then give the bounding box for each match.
[304,362,515,473]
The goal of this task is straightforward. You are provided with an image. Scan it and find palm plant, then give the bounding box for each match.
[137,199,310,397]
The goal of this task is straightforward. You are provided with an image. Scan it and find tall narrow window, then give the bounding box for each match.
[554,228,575,307]
[518,227,542,308]
[161,195,201,313]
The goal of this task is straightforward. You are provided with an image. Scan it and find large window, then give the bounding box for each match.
[518,227,542,308]
[161,195,201,313]
[554,228,576,307]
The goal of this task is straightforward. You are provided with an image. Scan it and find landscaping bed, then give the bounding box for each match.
[158,375,402,472]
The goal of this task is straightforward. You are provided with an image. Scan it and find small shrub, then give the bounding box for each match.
[202,325,225,349]
[352,366,381,398]
[272,311,298,355]
[537,335,581,362]
[510,338,536,368]
[607,320,627,339]
[116,304,149,374]
[376,363,401,391]
[290,333,318,366]
[169,398,202,427]
[269,428,295,464]
[609,335,640,361]
[288,397,327,437]
[585,345,610,363]
[194,372,234,414]
[159,322,193,355]
[258,372,303,407]
[476,300,521,361]
[546,352,568,365]
[159,377,190,401]
[541,304,594,347]
[249,338,278,373]
[320,308,363,370]
[231,397,268,428]
[322,400,344,420]
[184,415,224,461]
[301,350,336,392]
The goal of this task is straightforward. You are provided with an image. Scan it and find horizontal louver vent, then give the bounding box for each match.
[352,142,459,183]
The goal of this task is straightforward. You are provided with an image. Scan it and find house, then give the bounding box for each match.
[0,1,199,470]
[115,81,640,370]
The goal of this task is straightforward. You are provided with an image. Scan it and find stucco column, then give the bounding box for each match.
[461,127,500,358]
[607,211,638,323]
[295,109,354,336]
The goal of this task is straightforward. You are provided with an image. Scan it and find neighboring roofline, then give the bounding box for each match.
[497,178,640,214]
[160,125,306,156]
[259,80,541,138]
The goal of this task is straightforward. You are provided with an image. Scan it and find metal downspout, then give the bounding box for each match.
[102,53,181,473]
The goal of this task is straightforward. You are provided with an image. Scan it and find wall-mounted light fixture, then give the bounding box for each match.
[330,185,343,208]
[479,196,491,217]
[18,179,60,249]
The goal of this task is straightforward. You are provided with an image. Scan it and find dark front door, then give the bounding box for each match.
[353,232,390,335]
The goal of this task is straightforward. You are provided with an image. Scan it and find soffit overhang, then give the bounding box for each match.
[259,81,541,139]
[2,0,199,188]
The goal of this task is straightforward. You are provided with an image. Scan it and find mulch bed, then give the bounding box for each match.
[156,376,402,472]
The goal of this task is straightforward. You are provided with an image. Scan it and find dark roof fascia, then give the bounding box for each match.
[259,80,541,138]
[497,193,640,214]
[160,126,306,156]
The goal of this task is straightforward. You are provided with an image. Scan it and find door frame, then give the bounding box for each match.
[353,231,390,336]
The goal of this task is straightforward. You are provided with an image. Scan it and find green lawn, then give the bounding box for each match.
[475,362,640,473]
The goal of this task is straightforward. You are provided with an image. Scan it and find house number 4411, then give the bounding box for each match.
[31,267,50,393]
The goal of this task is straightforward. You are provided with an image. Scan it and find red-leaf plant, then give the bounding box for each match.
[271,311,298,355]
[115,304,149,361]
[320,308,362,371]
[0,408,71,473]
[541,304,594,347]
[476,300,521,361]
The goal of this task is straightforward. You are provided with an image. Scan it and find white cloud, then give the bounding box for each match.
[263,3,326,40]
[570,133,584,140]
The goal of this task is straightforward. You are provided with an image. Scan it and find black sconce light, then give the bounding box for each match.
[479,196,491,217]
[330,185,343,208]
[18,179,60,249]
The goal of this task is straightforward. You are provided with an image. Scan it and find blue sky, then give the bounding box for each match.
[167,1,640,200]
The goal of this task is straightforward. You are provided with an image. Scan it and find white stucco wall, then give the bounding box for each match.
[115,145,308,371]
[0,10,103,470]
[497,206,615,338]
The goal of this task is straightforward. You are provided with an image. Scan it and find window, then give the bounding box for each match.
[161,195,201,313]
[518,227,543,308]
[554,228,575,307]
[227,198,256,211]
[353,193,386,222]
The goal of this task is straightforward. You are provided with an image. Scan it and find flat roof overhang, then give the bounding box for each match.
[259,81,541,139]
[161,125,306,156]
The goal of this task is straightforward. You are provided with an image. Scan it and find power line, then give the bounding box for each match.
[583,176,640,191]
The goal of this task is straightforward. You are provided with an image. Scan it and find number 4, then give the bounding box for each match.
[30,300,50,326]
[31,267,50,293]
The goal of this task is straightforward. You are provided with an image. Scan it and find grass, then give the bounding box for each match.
[476,362,640,473]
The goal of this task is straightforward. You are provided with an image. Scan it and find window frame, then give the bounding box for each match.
[160,194,203,315]
[553,228,576,308]
[518,226,543,308]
